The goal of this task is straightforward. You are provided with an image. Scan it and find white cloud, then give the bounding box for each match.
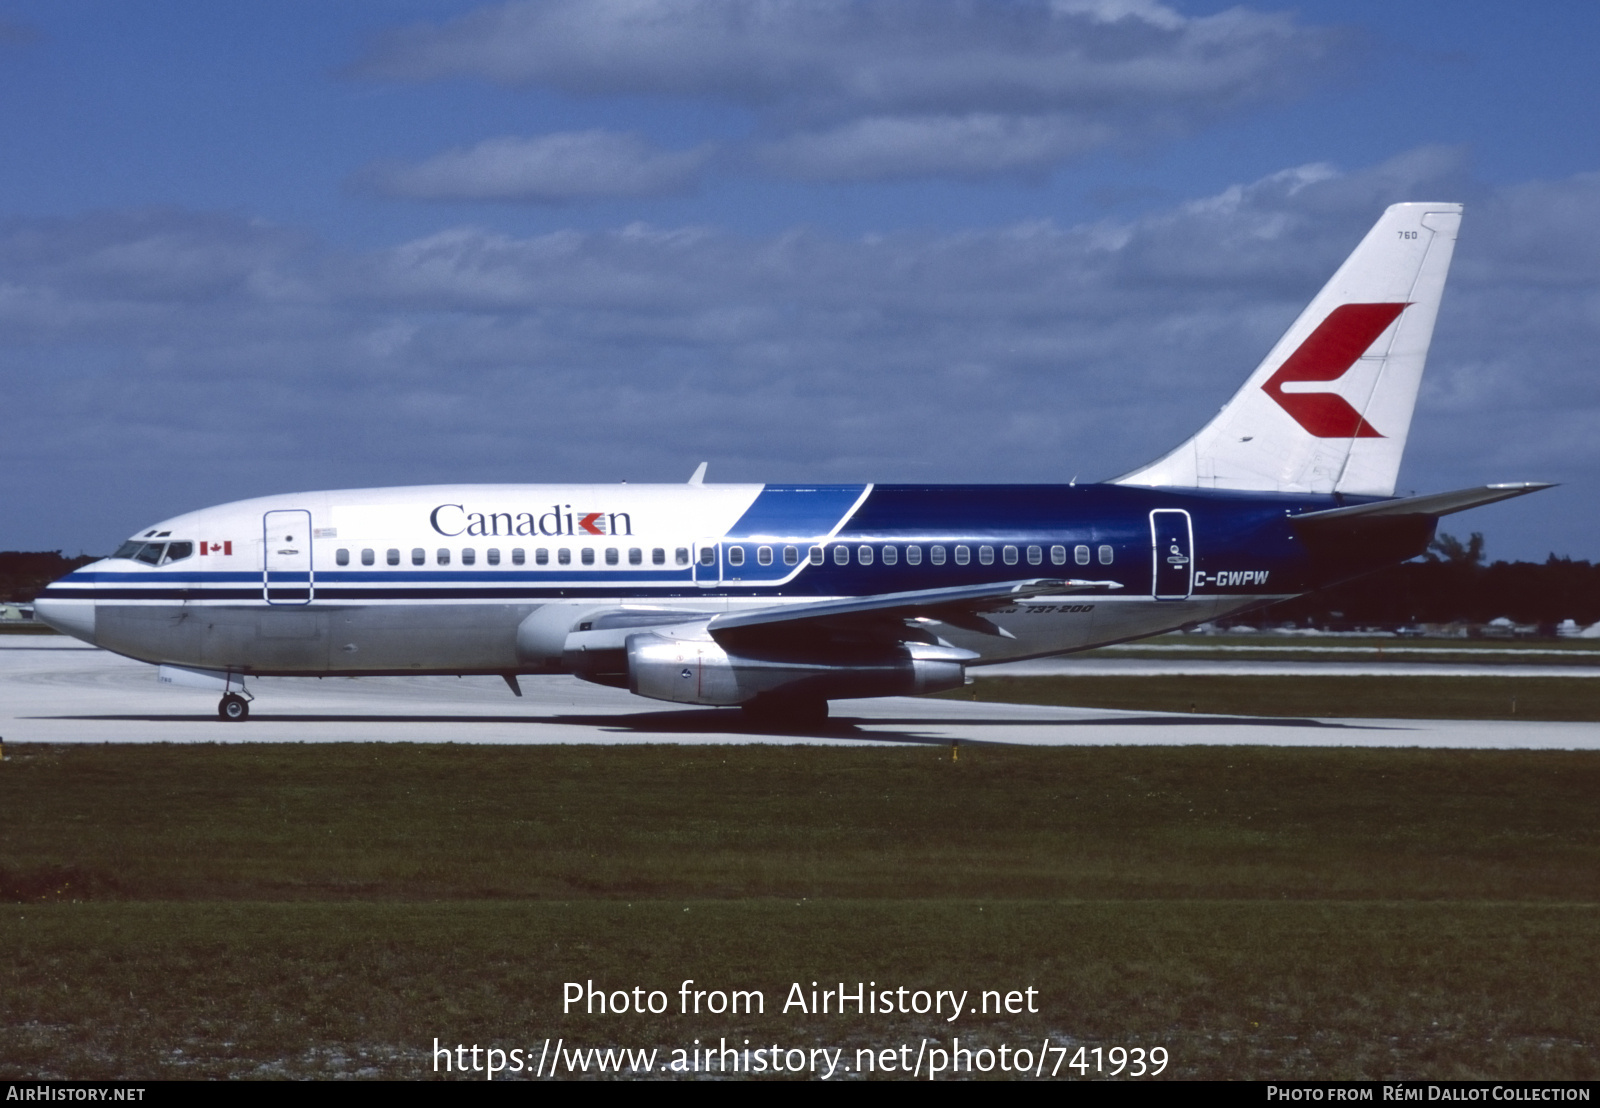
[364,131,714,203]
[354,0,1352,183]
[756,113,1114,181]
[5,152,1599,558]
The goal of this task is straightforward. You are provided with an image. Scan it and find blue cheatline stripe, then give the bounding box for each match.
[61,569,698,585]
[722,485,869,539]
[70,571,262,583]
[43,586,700,602]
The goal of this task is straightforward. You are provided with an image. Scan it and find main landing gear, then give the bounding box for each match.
[218,693,251,721]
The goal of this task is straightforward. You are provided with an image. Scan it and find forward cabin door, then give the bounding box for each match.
[1150,509,1194,600]
[263,509,314,605]
[693,538,722,588]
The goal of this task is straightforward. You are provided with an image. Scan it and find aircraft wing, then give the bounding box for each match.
[709,577,1121,647]
[556,578,1121,673]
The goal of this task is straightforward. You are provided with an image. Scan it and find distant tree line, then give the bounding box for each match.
[1257,533,1600,632]
[1,551,99,602]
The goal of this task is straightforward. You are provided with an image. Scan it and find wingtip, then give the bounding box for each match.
[1486,481,1557,492]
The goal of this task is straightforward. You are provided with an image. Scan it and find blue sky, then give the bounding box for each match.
[2,0,1597,562]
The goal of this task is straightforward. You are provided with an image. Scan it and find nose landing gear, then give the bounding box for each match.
[218,693,251,721]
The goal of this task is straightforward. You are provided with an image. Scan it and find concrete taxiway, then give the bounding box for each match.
[3,636,1596,749]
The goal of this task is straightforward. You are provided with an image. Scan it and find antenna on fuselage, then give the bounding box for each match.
[688,462,708,486]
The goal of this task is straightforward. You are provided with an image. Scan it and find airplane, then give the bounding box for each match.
[34,202,1551,725]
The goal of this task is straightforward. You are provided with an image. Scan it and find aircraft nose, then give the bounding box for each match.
[33,592,97,644]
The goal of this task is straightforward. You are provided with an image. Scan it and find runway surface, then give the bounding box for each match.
[3,636,1596,749]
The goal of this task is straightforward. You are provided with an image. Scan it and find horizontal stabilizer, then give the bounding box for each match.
[1293,482,1554,523]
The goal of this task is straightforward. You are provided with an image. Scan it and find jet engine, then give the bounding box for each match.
[624,624,969,707]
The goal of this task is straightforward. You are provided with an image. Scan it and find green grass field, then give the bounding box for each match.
[950,674,1600,720]
[3,742,1600,1080]
[1088,634,1600,665]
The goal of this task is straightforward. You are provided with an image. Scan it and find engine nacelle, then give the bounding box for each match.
[626,627,970,706]
[517,604,714,684]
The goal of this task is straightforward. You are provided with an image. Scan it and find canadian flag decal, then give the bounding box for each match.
[1262,302,1409,438]
[201,541,232,556]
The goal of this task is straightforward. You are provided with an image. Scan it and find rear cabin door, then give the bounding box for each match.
[263,509,314,605]
[1150,509,1194,600]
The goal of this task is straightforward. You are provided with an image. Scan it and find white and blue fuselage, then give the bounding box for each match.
[39,480,1370,676]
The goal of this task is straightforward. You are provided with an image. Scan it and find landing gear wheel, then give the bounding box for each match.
[742,695,829,730]
[218,693,250,721]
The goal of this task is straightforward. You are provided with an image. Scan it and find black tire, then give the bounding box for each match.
[218,693,249,721]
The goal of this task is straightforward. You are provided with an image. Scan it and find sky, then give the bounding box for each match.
[1,0,1597,562]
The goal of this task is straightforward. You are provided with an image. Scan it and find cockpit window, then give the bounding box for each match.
[118,540,193,565]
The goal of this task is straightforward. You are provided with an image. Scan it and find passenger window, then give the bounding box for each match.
[833,545,849,566]
[809,546,824,566]
[653,548,666,566]
[437,549,451,565]
[1050,545,1066,565]
[930,545,946,565]
[783,545,799,566]
[881,545,897,565]
[977,546,992,565]
[1027,545,1042,565]
[858,545,873,566]
[1099,545,1114,565]
[336,548,350,566]
[906,545,922,565]
[461,548,476,566]
[581,548,595,566]
[629,548,643,566]
[757,546,773,566]
[487,548,500,566]
[699,547,716,567]
[1075,545,1090,565]
[412,548,425,566]
[955,546,970,565]
[558,549,571,566]
[727,545,745,567]
[1002,545,1017,565]
[675,548,689,566]
[361,548,375,566]
[387,548,400,566]
[535,549,549,565]
[512,548,525,565]
[604,548,619,566]
[164,542,192,562]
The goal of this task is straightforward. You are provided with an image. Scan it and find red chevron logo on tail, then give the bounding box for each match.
[1262,302,1409,437]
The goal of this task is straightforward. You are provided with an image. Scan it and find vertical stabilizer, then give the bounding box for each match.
[1116,202,1463,496]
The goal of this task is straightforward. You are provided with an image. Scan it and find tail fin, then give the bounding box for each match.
[1116,202,1463,496]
